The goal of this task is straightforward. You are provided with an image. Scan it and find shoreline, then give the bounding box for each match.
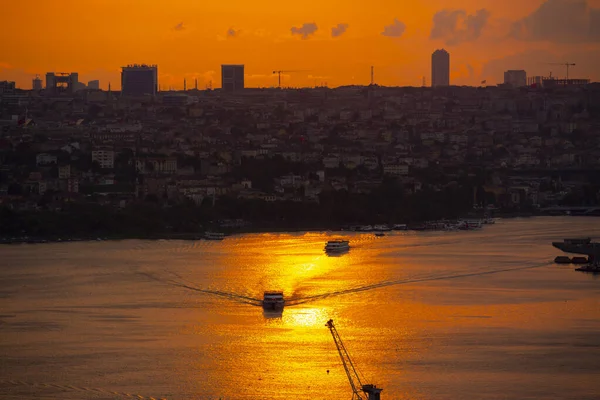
[2,214,598,245]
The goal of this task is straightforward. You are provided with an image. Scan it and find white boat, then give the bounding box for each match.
[204,232,225,240]
[460,219,483,229]
[392,224,408,231]
[263,291,285,310]
[360,225,373,232]
[325,239,350,253]
[373,224,391,231]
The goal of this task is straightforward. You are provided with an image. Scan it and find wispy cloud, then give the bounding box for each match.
[430,9,490,45]
[291,22,318,39]
[510,0,600,43]
[381,19,406,38]
[331,23,349,38]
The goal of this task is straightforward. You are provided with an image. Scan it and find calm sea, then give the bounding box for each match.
[1,217,600,400]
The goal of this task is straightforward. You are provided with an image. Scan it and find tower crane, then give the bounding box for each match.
[326,319,383,400]
[548,63,576,80]
[272,70,307,88]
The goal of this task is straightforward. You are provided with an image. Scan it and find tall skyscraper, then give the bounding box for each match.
[504,70,527,88]
[431,49,450,88]
[121,64,158,96]
[221,64,244,91]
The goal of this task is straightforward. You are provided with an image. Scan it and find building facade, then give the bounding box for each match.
[121,65,158,96]
[88,80,100,90]
[221,64,244,91]
[92,150,115,169]
[431,49,450,88]
[32,76,43,91]
[504,70,527,88]
[45,72,79,95]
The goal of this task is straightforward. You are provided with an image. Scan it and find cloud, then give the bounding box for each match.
[173,22,185,32]
[510,0,600,43]
[430,9,490,45]
[227,27,240,38]
[331,23,349,38]
[291,22,318,39]
[381,19,406,38]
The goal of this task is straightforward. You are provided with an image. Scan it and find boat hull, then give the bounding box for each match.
[262,301,285,311]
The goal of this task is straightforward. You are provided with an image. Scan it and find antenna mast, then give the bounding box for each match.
[370,66,374,86]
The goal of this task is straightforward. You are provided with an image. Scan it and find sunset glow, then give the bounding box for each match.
[2,0,600,89]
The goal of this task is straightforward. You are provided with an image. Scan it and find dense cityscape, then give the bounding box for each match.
[1,54,599,238]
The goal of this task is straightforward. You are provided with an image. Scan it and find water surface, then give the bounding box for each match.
[1,217,599,400]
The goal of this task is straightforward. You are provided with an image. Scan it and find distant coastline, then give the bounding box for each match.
[2,212,598,245]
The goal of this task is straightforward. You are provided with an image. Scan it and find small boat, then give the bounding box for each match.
[554,256,572,264]
[325,240,350,253]
[373,224,391,231]
[392,224,408,231]
[575,264,600,273]
[263,291,285,310]
[572,256,589,264]
[204,232,225,240]
[374,232,385,237]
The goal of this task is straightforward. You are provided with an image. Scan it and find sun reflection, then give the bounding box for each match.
[282,307,327,328]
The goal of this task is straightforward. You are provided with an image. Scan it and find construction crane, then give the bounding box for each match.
[326,319,383,400]
[548,63,576,80]
[272,70,307,88]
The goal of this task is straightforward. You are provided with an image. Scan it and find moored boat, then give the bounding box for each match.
[204,232,225,240]
[554,256,572,264]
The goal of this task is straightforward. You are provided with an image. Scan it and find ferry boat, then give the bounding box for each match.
[325,240,350,253]
[262,291,285,310]
[204,232,225,240]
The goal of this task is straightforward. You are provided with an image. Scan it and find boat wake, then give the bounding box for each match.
[286,260,551,306]
[139,270,263,307]
[141,259,550,309]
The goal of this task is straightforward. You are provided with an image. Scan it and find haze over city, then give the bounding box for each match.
[2,0,600,89]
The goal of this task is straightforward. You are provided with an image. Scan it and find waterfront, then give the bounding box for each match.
[1,217,600,400]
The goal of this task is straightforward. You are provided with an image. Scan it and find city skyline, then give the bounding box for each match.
[2,0,600,90]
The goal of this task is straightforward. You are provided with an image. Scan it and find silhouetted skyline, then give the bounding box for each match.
[2,0,600,89]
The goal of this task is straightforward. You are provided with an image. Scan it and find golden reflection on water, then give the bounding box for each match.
[3,219,600,400]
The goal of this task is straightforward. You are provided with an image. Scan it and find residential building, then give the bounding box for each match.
[36,153,57,165]
[92,149,115,169]
[504,70,527,88]
[88,80,100,90]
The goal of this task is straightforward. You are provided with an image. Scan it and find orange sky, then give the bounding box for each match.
[1,0,599,89]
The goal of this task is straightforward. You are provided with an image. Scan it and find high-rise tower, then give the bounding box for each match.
[431,49,450,87]
[221,65,244,91]
[121,64,158,96]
